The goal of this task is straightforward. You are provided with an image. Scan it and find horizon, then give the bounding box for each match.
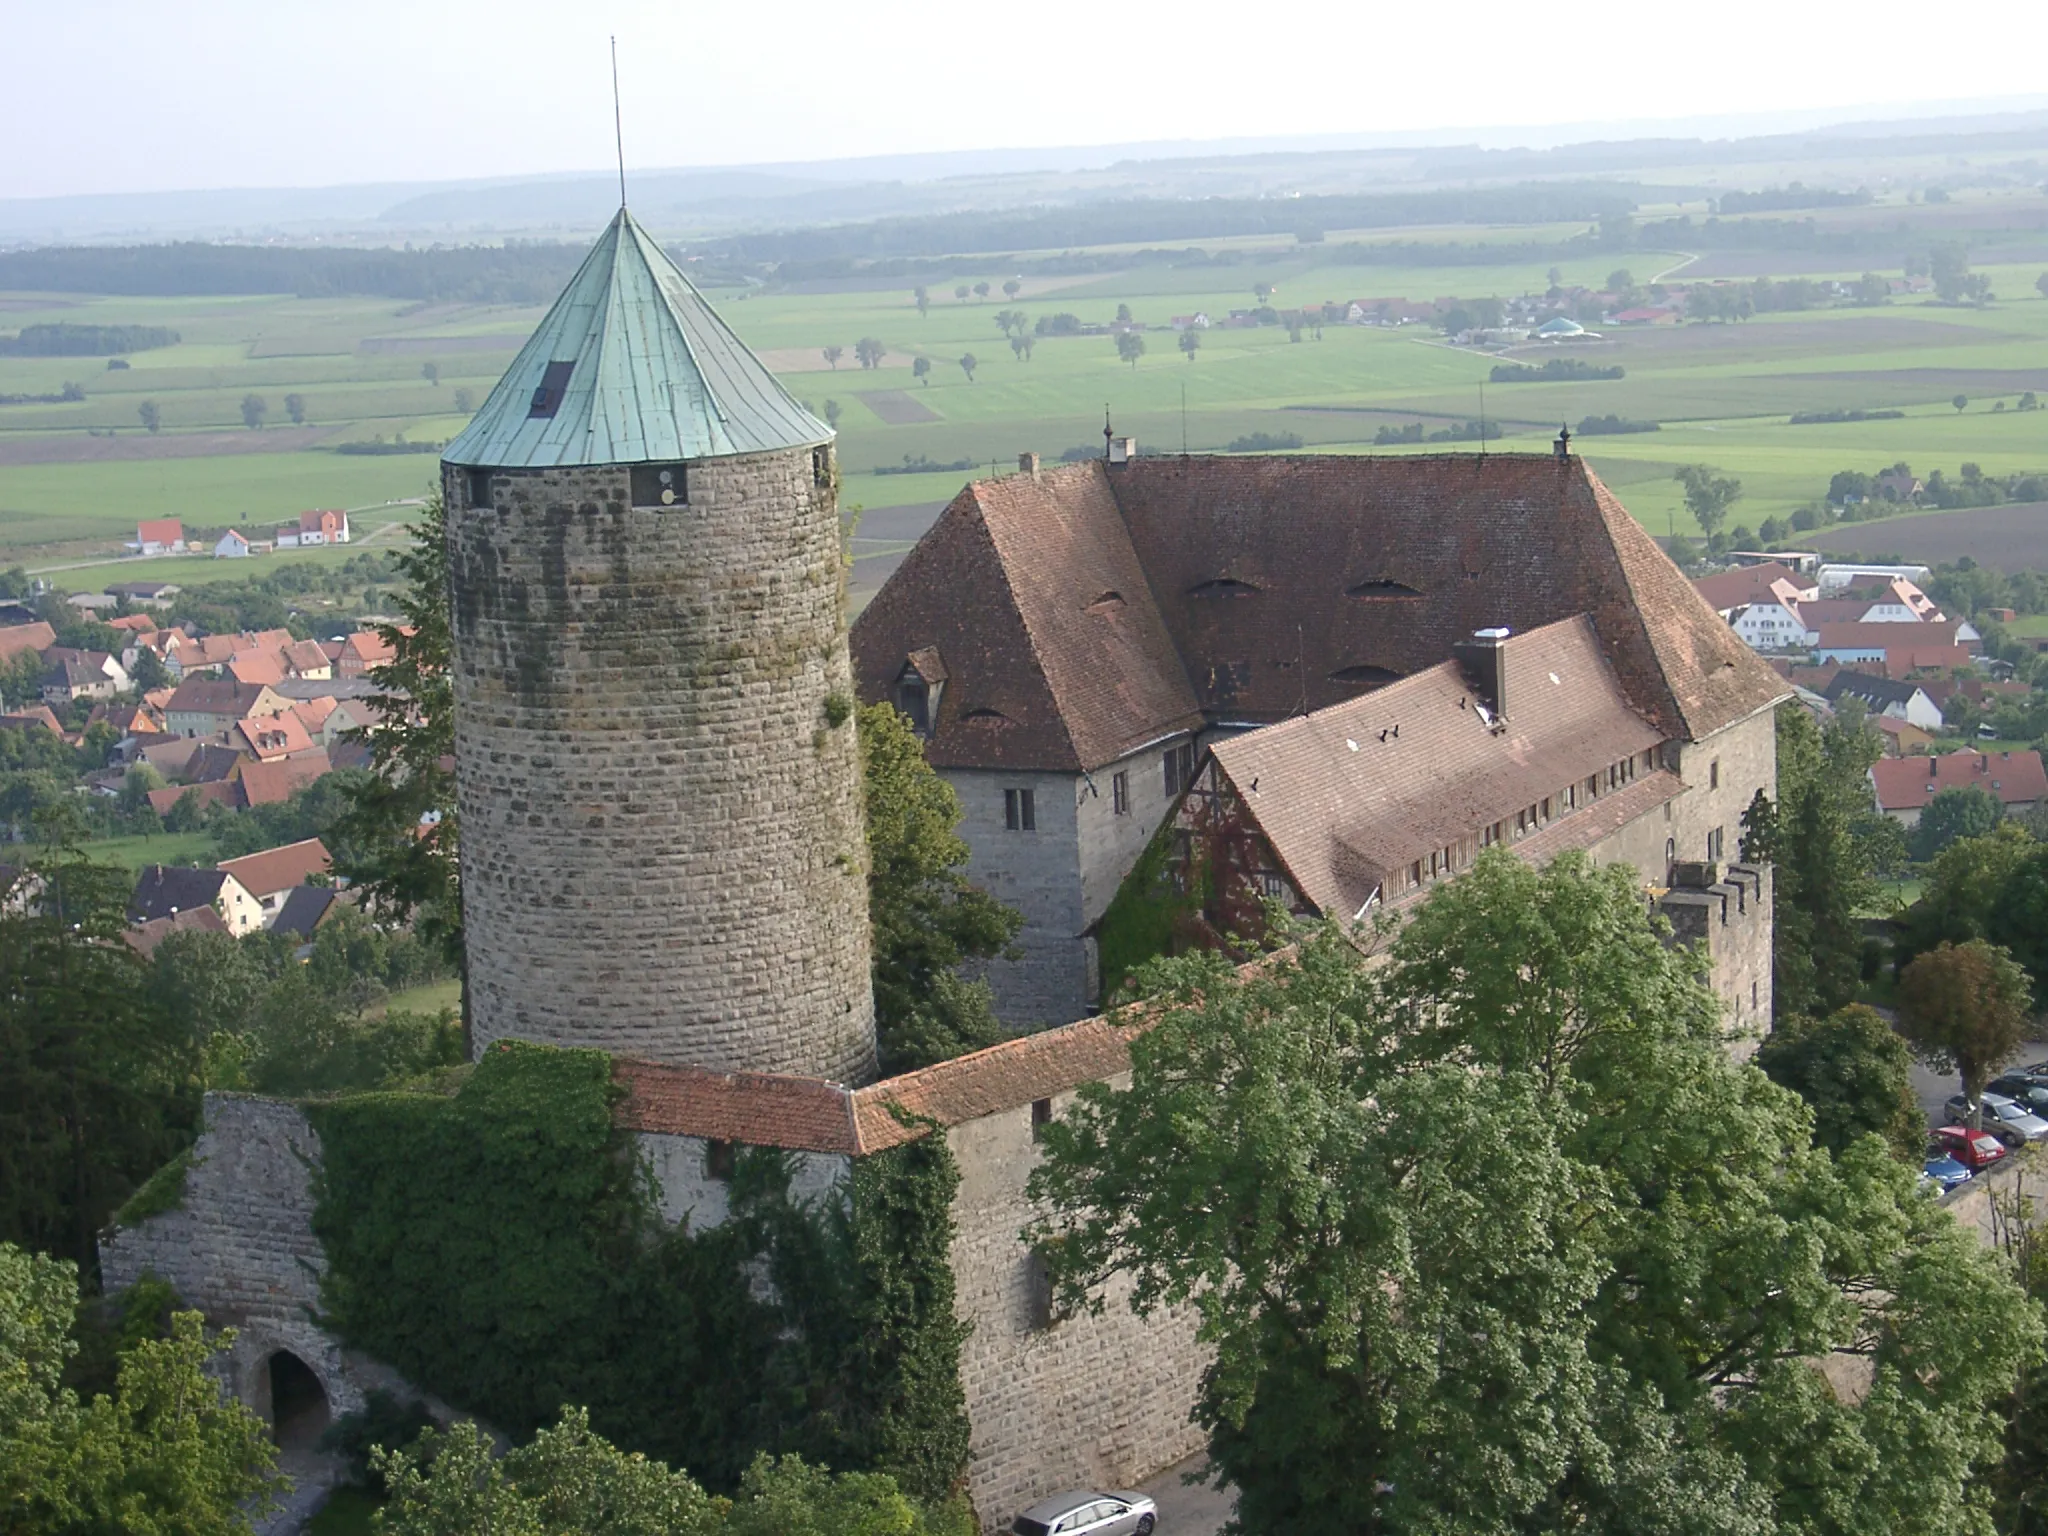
[5,0,2047,204]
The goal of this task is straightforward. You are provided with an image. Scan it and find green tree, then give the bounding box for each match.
[822,346,843,371]
[1741,703,1878,1019]
[1178,329,1199,361]
[1031,852,2042,1536]
[1898,939,2033,1124]
[1115,331,1145,369]
[126,645,170,692]
[283,392,307,425]
[1252,282,1274,305]
[853,337,885,370]
[421,362,439,386]
[1674,463,1742,538]
[913,286,929,318]
[239,394,266,430]
[823,399,842,430]
[0,1243,282,1532]
[0,839,198,1275]
[956,353,976,383]
[135,400,160,434]
[1002,278,1022,301]
[376,1410,958,1536]
[1955,394,1971,413]
[860,703,1020,1074]
[453,386,475,414]
[1911,782,2004,861]
[1900,823,2037,962]
[1754,1004,1923,1161]
[329,491,462,1006]
[911,356,931,387]
[972,282,989,302]
[952,285,968,303]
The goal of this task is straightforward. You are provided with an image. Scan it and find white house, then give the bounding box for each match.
[214,530,251,559]
[1726,600,1810,652]
[1819,562,1931,593]
[276,509,350,548]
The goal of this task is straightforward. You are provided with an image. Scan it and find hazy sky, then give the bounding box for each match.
[5,0,2047,200]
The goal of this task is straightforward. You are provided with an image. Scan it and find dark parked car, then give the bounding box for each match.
[1987,1075,2048,1115]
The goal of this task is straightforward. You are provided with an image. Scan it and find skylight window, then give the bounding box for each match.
[528,361,575,419]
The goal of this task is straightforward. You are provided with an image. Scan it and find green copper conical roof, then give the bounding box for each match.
[443,208,829,468]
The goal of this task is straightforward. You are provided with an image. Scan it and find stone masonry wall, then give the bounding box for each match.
[637,1131,848,1230]
[446,450,876,1084]
[100,1094,366,1425]
[1658,864,1774,1057]
[946,1089,1208,1528]
[941,766,1091,1030]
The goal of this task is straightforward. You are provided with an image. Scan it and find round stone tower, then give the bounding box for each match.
[440,209,876,1084]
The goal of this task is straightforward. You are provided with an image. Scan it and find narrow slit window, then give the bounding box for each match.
[465,467,493,509]
[528,360,576,419]
[1112,771,1129,816]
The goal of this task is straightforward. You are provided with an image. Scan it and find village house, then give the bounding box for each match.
[163,676,290,738]
[105,579,181,608]
[1870,749,2048,827]
[0,620,56,663]
[214,530,252,559]
[275,508,350,547]
[852,448,1789,1031]
[217,838,332,925]
[1819,561,1931,592]
[38,647,128,704]
[336,629,394,677]
[1812,619,1978,666]
[1825,671,1946,732]
[129,863,266,937]
[132,518,184,556]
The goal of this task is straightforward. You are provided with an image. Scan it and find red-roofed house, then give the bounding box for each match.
[217,838,331,922]
[1871,749,2048,826]
[337,629,395,678]
[237,749,332,807]
[231,711,315,762]
[134,519,184,556]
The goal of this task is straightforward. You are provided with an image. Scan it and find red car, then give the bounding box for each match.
[1936,1125,2007,1171]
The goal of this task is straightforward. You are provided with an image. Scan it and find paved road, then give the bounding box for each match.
[1138,1454,1233,1536]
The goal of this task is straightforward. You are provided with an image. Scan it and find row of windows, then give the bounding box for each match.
[460,449,834,515]
[1006,737,1197,833]
[1404,748,1662,893]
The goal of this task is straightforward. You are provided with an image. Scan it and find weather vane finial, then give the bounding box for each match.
[611,36,627,210]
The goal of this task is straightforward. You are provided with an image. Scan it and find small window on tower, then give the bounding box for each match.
[630,464,689,508]
[812,446,833,487]
[528,360,575,419]
[704,1139,736,1182]
[466,468,493,509]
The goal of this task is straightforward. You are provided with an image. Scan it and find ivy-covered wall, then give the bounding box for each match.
[304,1042,969,1502]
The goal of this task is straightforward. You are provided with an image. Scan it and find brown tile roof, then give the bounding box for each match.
[1813,619,1969,653]
[1872,750,2048,813]
[217,838,330,899]
[1692,562,1814,611]
[1883,645,1974,679]
[284,639,330,674]
[165,676,273,719]
[147,779,239,817]
[1209,616,1665,918]
[1,706,64,734]
[0,622,55,661]
[237,749,332,806]
[124,905,226,957]
[227,650,288,687]
[851,465,1201,771]
[612,1058,861,1151]
[852,455,1787,769]
[232,711,314,760]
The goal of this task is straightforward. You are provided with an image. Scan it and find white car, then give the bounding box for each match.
[1012,1490,1158,1536]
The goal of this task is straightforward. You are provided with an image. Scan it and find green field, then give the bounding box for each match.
[6,216,2048,585]
[80,829,219,871]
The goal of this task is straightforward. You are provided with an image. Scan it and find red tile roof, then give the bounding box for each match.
[137,518,183,546]
[217,837,331,899]
[0,622,55,661]
[232,711,314,760]
[1872,750,2048,813]
[1813,619,1969,653]
[228,650,288,687]
[147,778,240,817]
[237,749,332,806]
[853,455,1787,770]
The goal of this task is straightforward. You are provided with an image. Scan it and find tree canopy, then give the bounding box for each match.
[1897,939,2034,1114]
[1030,851,2041,1536]
[1911,783,2004,862]
[0,1242,281,1533]
[1754,1003,1923,1162]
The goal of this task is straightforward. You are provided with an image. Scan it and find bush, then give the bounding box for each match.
[1225,431,1304,453]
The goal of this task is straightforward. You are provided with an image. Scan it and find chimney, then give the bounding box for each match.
[1018,451,1040,478]
[1554,423,1572,461]
[1453,627,1511,723]
[1108,436,1136,465]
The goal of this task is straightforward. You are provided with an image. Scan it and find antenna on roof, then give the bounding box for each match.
[610,36,628,210]
[1102,405,1113,460]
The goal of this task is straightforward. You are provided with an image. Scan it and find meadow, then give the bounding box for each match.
[5,215,2048,596]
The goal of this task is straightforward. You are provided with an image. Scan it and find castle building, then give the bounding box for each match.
[103,217,1785,1532]
[440,208,876,1084]
[851,452,1791,1033]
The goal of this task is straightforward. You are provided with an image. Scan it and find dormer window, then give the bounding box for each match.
[895,647,947,738]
